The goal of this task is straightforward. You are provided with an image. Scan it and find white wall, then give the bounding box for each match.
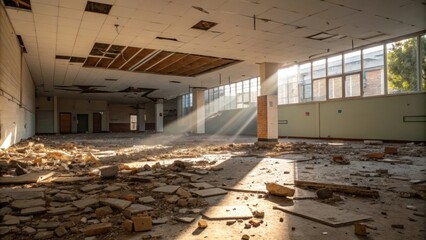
[278,93,426,141]
[0,5,35,148]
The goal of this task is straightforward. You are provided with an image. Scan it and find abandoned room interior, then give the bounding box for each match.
[0,0,425,239]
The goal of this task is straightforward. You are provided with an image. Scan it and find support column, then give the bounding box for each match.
[191,88,205,134]
[53,96,58,134]
[176,96,183,119]
[257,63,280,142]
[138,108,145,132]
[155,99,163,132]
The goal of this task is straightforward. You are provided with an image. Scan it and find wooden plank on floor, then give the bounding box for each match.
[273,200,371,227]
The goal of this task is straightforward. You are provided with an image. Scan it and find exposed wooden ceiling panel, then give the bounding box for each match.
[108,46,141,69]
[83,57,101,67]
[120,48,156,70]
[83,42,241,76]
[157,55,202,75]
[96,57,114,68]
[134,51,173,72]
[145,53,187,73]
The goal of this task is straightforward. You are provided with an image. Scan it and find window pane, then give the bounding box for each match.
[328,77,342,99]
[313,59,326,79]
[230,83,236,109]
[250,78,257,103]
[344,50,361,73]
[387,37,418,94]
[298,63,312,102]
[243,80,250,107]
[219,86,225,111]
[327,55,342,76]
[422,35,426,91]
[278,66,298,104]
[345,74,361,97]
[313,78,326,101]
[363,45,384,96]
[224,84,230,110]
[236,82,243,108]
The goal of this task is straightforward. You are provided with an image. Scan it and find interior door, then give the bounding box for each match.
[59,112,71,133]
[93,112,102,133]
[77,114,89,133]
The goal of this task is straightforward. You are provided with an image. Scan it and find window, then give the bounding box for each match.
[130,115,137,131]
[327,55,342,76]
[236,82,243,108]
[250,78,258,104]
[298,63,312,102]
[313,59,326,79]
[328,77,342,99]
[363,45,384,96]
[313,78,326,101]
[182,93,192,116]
[278,66,298,104]
[230,83,236,109]
[387,37,418,94]
[345,74,361,97]
[243,80,250,107]
[344,50,361,73]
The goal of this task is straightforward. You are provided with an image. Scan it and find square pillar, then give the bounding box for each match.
[258,62,280,142]
[137,109,145,132]
[155,100,163,132]
[191,88,205,134]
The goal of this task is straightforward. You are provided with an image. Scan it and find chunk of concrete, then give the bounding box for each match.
[266,183,295,197]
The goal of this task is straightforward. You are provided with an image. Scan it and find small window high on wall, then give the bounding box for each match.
[387,37,418,94]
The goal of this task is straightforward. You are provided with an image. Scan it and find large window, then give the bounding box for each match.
[299,63,312,102]
[363,45,384,96]
[387,37,418,93]
[204,77,260,115]
[278,65,298,104]
[182,93,192,116]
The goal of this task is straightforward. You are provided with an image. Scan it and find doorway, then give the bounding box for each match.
[130,114,137,131]
[59,112,72,133]
[93,112,102,133]
[77,114,89,133]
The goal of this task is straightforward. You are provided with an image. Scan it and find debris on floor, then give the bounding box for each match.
[0,133,424,239]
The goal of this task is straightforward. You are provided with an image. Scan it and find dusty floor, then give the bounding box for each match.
[0,133,425,240]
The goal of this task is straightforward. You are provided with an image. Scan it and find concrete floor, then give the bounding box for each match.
[0,133,425,240]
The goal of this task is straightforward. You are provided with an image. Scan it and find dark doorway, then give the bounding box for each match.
[59,112,72,133]
[77,114,89,133]
[93,112,102,133]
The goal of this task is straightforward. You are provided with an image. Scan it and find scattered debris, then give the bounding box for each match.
[266,183,295,197]
[354,223,367,236]
[295,181,379,198]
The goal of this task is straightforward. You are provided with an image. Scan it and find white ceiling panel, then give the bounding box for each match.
[2,0,422,102]
[59,0,86,10]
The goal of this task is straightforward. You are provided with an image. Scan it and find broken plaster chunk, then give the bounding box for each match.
[252,210,265,218]
[80,184,104,193]
[198,219,208,229]
[84,223,112,236]
[316,188,333,199]
[176,188,192,198]
[384,147,398,154]
[132,215,152,232]
[123,219,133,232]
[98,165,119,178]
[11,199,45,209]
[366,153,385,159]
[138,196,155,204]
[354,223,367,236]
[265,183,295,197]
[165,195,180,204]
[176,217,195,223]
[100,198,131,210]
[242,234,250,240]
[95,206,113,218]
[152,185,180,194]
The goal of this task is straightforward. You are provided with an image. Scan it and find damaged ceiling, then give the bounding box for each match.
[2,0,425,103]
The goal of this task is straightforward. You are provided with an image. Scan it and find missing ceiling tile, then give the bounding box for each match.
[192,6,209,14]
[192,20,217,31]
[70,57,86,63]
[56,55,71,60]
[156,36,179,42]
[306,32,337,41]
[3,0,31,10]
[85,1,112,15]
[90,42,110,56]
[170,81,181,83]
[16,35,27,53]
